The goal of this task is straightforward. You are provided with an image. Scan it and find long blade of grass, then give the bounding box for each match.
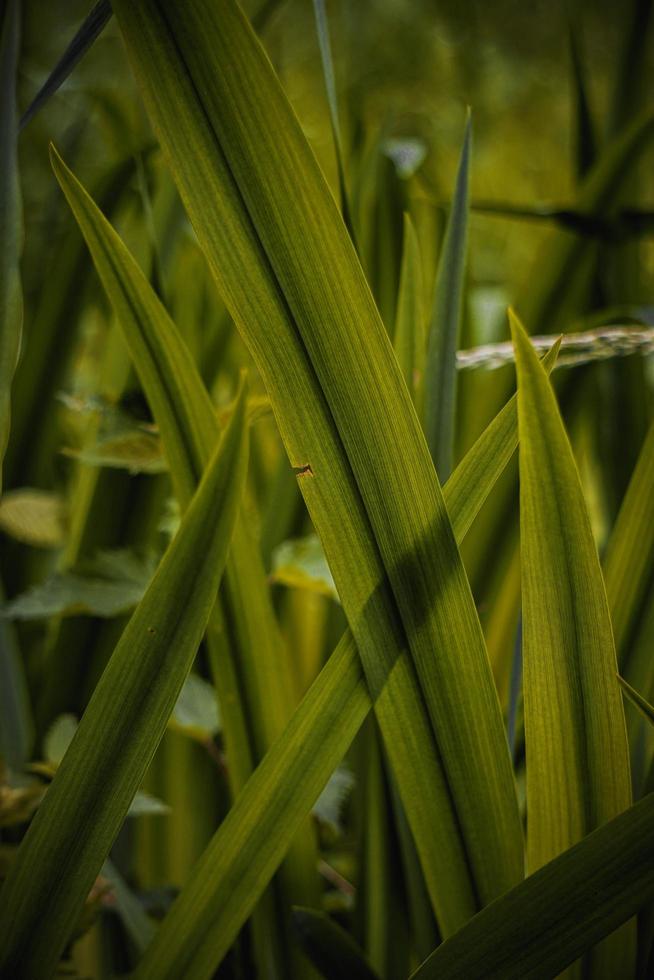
[0,389,248,980]
[603,419,654,668]
[393,213,425,408]
[129,371,543,979]
[113,0,522,931]
[0,0,22,490]
[19,1,112,130]
[424,113,471,480]
[411,793,654,980]
[50,146,320,975]
[618,676,654,728]
[510,309,633,976]
[312,0,355,238]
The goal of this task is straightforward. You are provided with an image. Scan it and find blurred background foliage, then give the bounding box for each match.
[2,0,653,976]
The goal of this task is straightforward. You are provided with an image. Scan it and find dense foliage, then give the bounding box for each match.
[1,1,653,978]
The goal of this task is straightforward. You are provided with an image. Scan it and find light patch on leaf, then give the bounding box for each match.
[382,137,428,179]
[44,714,78,766]
[312,765,355,832]
[0,489,66,548]
[271,534,339,601]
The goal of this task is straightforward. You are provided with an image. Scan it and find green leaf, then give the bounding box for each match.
[63,429,166,475]
[127,791,170,818]
[0,385,248,979]
[510,309,633,976]
[0,489,66,548]
[0,0,23,490]
[618,676,654,727]
[568,26,596,178]
[51,142,319,973]
[2,549,155,621]
[603,419,654,666]
[44,714,79,766]
[311,764,354,831]
[517,107,654,334]
[20,0,112,130]
[169,673,221,742]
[424,113,471,480]
[130,378,539,979]
[292,906,380,980]
[113,0,522,935]
[271,534,339,601]
[411,793,654,980]
[393,213,426,407]
[311,0,355,239]
[0,583,33,770]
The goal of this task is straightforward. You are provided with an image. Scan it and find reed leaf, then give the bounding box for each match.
[510,309,633,976]
[0,0,22,489]
[112,0,523,932]
[0,387,248,979]
[128,367,545,979]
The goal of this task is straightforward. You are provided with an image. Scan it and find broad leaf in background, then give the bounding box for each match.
[424,113,471,480]
[412,793,654,980]
[0,386,248,980]
[511,310,633,976]
[1,548,154,620]
[0,0,23,489]
[0,488,66,548]
[113,0,523,935]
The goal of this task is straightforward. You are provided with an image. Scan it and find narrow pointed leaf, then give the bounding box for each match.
[131,378,538,979]
[393,213,425,406]
[51,145,319,970]
[510,309,633,975]
[113,0,522,932]
[0,0,23,489]
[20,1,112,130]
[0,390,248,980]
[424,114,471,480]
[312,0,355,238]
[411,793,654,980]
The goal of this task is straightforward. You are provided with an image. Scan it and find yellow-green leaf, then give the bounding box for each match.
[0,388,248,979]
[510,309,633,977]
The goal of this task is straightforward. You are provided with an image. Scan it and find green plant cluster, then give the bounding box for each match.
[0,2,653,979]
